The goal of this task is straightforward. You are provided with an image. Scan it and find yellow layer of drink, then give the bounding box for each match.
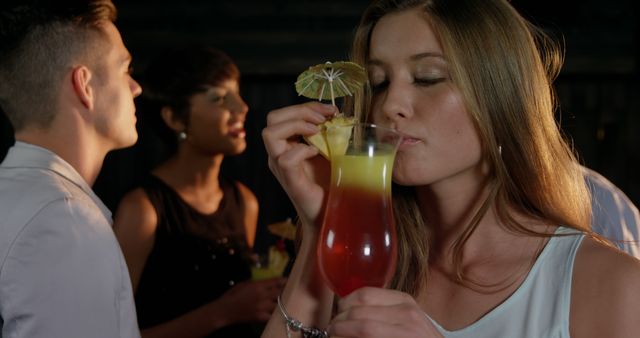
[330,148,395,192]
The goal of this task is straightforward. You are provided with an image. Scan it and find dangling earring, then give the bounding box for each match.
[498,145,502,156]
[178,131,187,141]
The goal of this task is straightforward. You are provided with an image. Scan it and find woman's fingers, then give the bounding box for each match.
[272,143,318,171]
[329,287,443,338]
[262,102,336,223]
[265,102,336,127]
[334,287,419,325]
[267,142,318,183]
[333,303,420,325]
[263,102,338,175]
[262,102,335,160]
[262,119,319,158]
[338,287,415,309]
[329,319,420,338]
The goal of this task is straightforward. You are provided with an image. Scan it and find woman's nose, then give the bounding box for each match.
[230,93,249,116]
[377,81,412,123]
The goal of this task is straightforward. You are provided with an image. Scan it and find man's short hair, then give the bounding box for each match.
[0,0,117,131]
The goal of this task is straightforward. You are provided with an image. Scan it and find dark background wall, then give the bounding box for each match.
[1,0,638,251]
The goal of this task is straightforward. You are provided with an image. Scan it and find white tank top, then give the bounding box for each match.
[428,227,584,338]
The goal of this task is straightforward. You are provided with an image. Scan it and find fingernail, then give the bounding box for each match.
[321,104,337,112]
[314,113,327,122]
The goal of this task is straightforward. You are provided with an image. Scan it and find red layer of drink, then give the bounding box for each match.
[317,184,397,297]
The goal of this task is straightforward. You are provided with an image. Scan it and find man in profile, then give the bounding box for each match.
[0,1,142,336]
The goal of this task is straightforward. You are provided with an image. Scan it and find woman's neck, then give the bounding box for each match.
[416,176,552,269]
[155,148,224,192]
[415,170,491,234]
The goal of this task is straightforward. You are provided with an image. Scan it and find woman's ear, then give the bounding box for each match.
[71,66,93,110]
[160,106,186,133]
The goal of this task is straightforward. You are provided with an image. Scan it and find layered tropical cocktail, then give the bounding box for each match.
[294,61,401,297]
[317,124,402,297]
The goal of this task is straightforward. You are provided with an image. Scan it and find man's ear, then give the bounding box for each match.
[160,106,186,133]
[71,66,94,110]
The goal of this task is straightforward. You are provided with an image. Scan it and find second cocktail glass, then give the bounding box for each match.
[317,123,403,297]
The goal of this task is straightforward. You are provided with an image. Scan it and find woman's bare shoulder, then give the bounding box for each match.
[235,181,258,210]
[570,235,640,337]
[574,235,640,281]
[113,187,158,233]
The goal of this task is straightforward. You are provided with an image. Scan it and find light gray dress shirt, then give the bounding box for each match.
[584,167,640,259]
[0,142,140,338]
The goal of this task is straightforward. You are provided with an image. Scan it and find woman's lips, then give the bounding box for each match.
[228,123,246,138]
[229,129,246,138]
[398,136,421,150]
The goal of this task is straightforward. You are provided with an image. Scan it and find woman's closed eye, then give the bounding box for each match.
[414,77,446,86]
[371,77,444,93]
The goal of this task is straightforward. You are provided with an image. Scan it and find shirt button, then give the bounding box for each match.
[228,280,235,286]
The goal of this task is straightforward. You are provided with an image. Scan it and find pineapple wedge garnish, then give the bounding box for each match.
[305,114,356,160]
[267,219,297,241]
[294,61,364,160]
[267,245,289,275]
[250,244,290,281]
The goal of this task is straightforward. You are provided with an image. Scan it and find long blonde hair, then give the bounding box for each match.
[348,0,591,295]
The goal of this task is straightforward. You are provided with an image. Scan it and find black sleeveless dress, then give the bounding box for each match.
[134,175,258,337]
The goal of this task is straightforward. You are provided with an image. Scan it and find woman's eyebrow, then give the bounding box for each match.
[368,52,445,66]
[410,52,445,61]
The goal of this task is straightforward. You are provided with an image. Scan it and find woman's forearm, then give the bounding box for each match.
[261,230,334,338]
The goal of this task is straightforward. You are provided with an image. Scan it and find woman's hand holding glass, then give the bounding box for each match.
[262,102,338,230]
[328,287,443,338]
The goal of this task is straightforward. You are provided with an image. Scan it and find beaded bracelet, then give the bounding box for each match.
[277,295,328,338]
